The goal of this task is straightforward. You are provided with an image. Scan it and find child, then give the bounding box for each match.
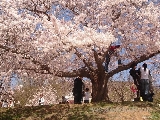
[39,94,45,105]
[61,96,69,104]
[2,100,8,108]
[8,99,14,107]
[130,83,138,101]
[84,88,90,103]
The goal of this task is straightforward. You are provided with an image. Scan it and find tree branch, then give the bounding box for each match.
[55,67,90,78]
[0,44,28,55]
[24,1,51,21]
[108,51,160,77]
[92,49,104,71]
[74,48,94,72]
[23,67,53,74]
[0,44,53,74]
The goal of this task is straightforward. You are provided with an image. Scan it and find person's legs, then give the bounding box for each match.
[105,63,108,72]
[77,93,82,104]
[134,80,140,99]
[137,87,140,98]
[137,82,142,100]
[144,79,149,95]
[84,100,89,103]
[118,59,122,66]
[141,79,150,101]
[74,94,78,104]
[144,79,150,101]
[137,83,143,101]
[105,54,110,72]
[140,79,146,101]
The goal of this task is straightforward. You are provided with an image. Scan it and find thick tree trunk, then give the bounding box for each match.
[91,74,110,102]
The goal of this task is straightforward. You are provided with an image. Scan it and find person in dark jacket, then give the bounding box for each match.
[73,77,85,104]
[129,62,141,100]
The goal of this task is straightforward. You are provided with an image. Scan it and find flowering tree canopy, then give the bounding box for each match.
[0,0,159,102]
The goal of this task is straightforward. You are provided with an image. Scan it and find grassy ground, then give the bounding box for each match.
[0,101,160,120]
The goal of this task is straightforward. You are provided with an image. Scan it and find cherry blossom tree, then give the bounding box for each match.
[0,0,159,102]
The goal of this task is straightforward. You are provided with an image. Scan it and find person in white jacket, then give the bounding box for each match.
[84,88,91,103]
[39,94,45,105]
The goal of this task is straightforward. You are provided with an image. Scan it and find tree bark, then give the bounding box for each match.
[90,72,110,102]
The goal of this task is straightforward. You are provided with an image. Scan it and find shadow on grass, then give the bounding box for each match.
[0,101,160,120]
[0,104,70,120]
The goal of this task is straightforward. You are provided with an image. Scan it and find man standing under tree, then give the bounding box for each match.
[73,77,85,104]
[129,63,140,101]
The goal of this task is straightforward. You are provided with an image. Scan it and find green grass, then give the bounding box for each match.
[0,102,160,120]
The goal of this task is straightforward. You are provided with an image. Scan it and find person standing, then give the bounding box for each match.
[84,88,91,103]
[139,63,151,101]
[73,77,85,104]
[129,62,140,100]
